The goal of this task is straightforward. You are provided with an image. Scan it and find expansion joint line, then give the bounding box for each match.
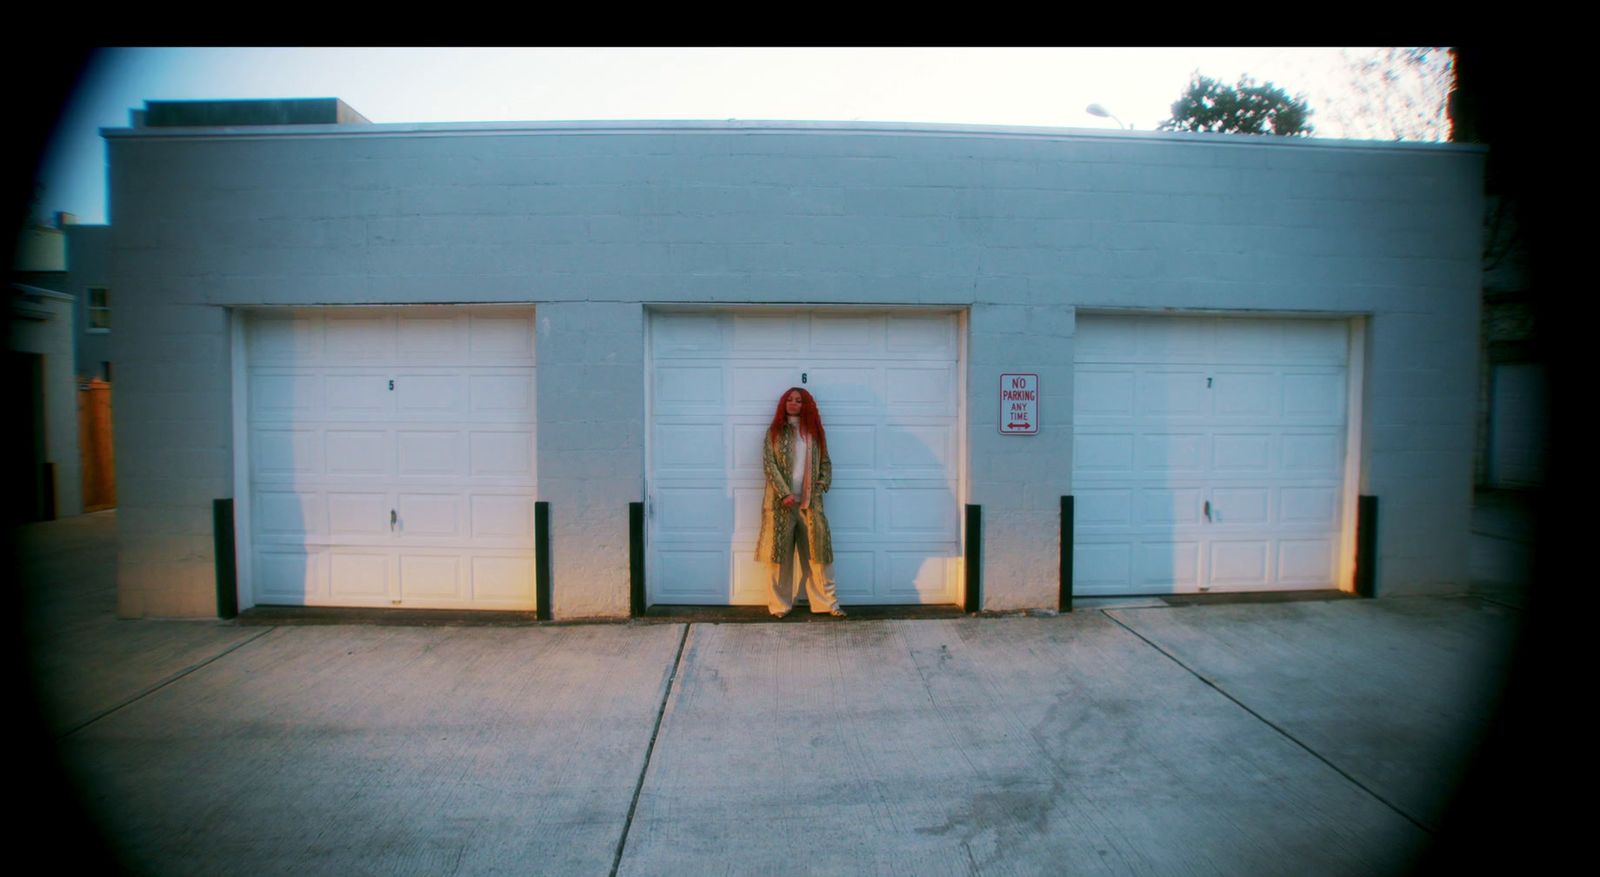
[1099,610,1433,835]
[59,626,278,739]
[610,622,691,877]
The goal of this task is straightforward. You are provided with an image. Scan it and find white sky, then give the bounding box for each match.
[35,47,1440,226]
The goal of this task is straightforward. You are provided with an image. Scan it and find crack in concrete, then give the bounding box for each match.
[58,626,279,739]
[610,622,691,877]
[1100,609,1434,836]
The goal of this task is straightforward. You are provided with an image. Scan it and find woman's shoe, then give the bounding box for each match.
[828,607,847,617]
[771,609,790,619]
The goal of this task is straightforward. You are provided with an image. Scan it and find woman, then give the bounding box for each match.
[755,387,846,619]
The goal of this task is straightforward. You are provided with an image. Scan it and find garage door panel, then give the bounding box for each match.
[396,374,468,418]
[884,552,952,599]
[1209,540,1271,587]
[327,492,389,536]
[248,314,320,362]
[1280,433,1343,475]
[470,494,534,541]
[1137,320,1210,361]
[396,431,463,477]
[247,307,537,611]
[824,487,875,535]
[1075,369,1136,418]
[397,493,461,537]
[468,431,534,479]
[1074,314,1350,595]
[399,554,464,599]
[397,312,467,361]
[256,548,321,602]
[887,366,954,410]
[256,489,326,537]
[1137,542,1201,588]
[733,314,800,352]
[1278,540,1335,584]
[650,310,961,605]
[325,312,394,360]
[254,429,321,478]
[655,366,724,414]
[1076,489,1133,527]
[885,488,959,538]
[326,430,389,476]
[731,487,765,538]
[1280,320,1348,363]
[731,424,771,470]
[325,373,392,417]
[824,426,874,471]
[730,367,796,410]
[1135,433,1207,473]
[1074,432,1134,473]
[1214,373,1278,417]
[1283,373,1345,419]
[653,313,725,353]
[831,551,878,601]
[1137,488,1203,526]
[887,313,957,354]
[1073,542,1133,592]
[807,367,882,409]
[1214,318,1279,361]
[656,424,726,472]
[881,424,953,473]
[1210,488,1269,525]
[1212,433,1271,472]
[1138,372,1209,417]
[656,488,731,536]
[471,556,535,603]
[659,550,730,601]
[810,314,879,350]
[1280,487,1338,525]
[731,554,771,603]
[468,312,536,363]
[329,552,391,599]
[470,373,535,419]
[252,374,322,420]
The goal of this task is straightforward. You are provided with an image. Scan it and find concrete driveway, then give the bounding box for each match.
[13,510,1530,875]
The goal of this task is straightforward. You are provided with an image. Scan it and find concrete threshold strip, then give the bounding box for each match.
[1101,611,1434,836]
[56,628,276,739]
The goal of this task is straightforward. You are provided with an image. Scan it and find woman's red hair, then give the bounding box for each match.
[767,387,826,454]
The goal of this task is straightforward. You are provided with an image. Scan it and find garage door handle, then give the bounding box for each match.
[1204,500,1211,522]
[390,509,397,531]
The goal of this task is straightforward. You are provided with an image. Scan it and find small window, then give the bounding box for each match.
[88,287,110,332]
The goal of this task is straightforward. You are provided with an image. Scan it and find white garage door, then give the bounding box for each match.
[245,307,537,609]
[649,310,962,605]
[1073,314,1352,595]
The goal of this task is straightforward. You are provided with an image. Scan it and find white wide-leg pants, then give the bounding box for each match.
[766,510,840,615]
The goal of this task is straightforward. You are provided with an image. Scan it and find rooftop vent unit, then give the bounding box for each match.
[133,98,370,128]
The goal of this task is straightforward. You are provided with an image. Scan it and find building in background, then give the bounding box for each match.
[103,98,1485,619]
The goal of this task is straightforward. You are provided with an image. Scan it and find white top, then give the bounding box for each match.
[788,417,808,499]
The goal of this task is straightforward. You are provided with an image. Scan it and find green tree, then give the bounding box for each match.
[1158,74,1313,136]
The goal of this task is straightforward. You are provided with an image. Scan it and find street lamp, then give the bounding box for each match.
[1086,103,1130,130]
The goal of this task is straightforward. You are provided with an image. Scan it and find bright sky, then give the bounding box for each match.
[35,47,1449,226]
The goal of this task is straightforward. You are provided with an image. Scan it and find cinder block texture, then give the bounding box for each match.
[535,302,645,619]
[106,122,1484,614]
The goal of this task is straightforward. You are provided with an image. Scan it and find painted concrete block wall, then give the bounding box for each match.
[9,289,83,518]
[967,303,1075,610]
[105,121,1483,616]
[65,224,113,379]
[108,297,232,617]
[534,301,644,618]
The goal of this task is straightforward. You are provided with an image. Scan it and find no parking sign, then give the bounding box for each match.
[999,373,1038,435]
